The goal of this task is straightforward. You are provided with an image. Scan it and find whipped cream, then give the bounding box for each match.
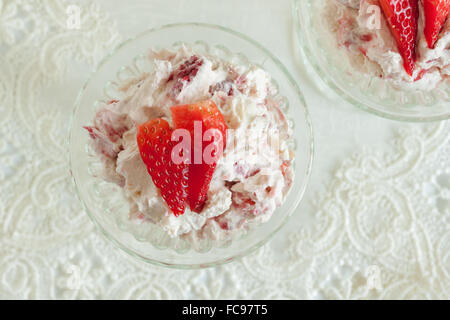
[327,0,450,90]
[86,46,294,240]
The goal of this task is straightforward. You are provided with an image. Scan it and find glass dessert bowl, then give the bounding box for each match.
[69,23,314,268]
[294,0,450,122]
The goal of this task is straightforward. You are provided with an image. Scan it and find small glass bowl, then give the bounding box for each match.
[69,23,314,268]
[294,0,450,122]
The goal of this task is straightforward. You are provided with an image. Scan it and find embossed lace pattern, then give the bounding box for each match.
[0,0,449,299]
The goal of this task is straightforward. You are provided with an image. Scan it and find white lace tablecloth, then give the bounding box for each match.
[1,0,449,299]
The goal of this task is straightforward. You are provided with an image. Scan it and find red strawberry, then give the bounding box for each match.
[171,100,227,213]
[379,0,419,76]
[136,118,189,216]
[423,0,450,49]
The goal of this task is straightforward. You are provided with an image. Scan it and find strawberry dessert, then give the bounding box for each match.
[326,0,449,90]
[84,46,294,241]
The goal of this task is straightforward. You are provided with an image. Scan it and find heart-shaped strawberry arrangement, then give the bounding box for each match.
[379,0,449,76]
[137,100,228,216]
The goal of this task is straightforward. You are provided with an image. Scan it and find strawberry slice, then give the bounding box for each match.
[423,0,450,49]
[171,100,227,213]
[379,0,419,76]
[136,118,189,216]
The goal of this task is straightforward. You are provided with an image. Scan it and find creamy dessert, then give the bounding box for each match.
[326,0,449,90]
[84,46,294,241]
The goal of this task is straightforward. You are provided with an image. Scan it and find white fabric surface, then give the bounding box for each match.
[0,0,449,299]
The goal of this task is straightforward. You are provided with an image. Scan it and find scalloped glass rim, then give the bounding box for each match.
[293,0,450,122]
[68,22,314,269]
